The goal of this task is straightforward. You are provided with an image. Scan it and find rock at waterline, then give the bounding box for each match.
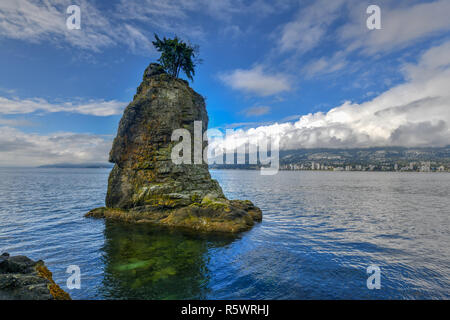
[0,252,71,300]
[86,63,262,233]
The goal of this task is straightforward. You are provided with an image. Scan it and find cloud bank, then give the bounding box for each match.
[0,0,288,53]
[0,127,112,166]
[211,41,450,151]
[0,97,126,116]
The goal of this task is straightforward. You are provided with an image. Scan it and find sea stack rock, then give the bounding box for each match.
[87,63,262,233]
[0,253,71,300]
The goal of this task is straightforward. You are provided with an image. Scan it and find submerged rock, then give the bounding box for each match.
[86,63,262,233]
[0,252,71,300]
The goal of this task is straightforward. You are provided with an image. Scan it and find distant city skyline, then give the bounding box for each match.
[281,161,448,172]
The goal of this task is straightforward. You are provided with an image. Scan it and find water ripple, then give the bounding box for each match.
[0,168,449,299]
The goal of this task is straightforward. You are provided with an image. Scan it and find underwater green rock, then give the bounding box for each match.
[100,221,236,299]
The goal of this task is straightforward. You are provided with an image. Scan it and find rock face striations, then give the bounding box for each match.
[87,63,262,233]
[0,253,71,300]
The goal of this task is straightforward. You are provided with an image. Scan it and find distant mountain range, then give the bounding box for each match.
[209,146,450,170]
[38,163,114,169]
[279,146,450,164]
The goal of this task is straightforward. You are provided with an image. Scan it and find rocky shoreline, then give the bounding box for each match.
[87,198,262,233]
[0,253,71,300]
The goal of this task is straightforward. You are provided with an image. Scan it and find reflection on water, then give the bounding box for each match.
[100,221,237,299]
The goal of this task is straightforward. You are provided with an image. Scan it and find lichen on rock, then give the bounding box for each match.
[0,252,71,300]
[86,63,262,233]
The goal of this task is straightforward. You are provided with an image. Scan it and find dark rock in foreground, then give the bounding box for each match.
[0,253,71,300]
[86,63,262,233]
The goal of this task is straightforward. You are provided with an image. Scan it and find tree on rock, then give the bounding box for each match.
[152,34,201,81]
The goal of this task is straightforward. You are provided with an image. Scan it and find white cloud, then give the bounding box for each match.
[219,65,291,96]
[221,25,244,39]
[0,0,291,53]
[278,0,450,57]
[0,127,112,166]
[115,0,292,42]
[0,0,154,53]
[339,0,450,54]
[277,0,450,79]
[277,0,346,54]
[242,106,271,117]
[211,41,450,151]
[118,0,288,23]
[0,117,33,126]
[303,51,348,77]
[0,97,126,116]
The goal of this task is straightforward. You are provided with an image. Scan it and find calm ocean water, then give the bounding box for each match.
[0,168,449,299]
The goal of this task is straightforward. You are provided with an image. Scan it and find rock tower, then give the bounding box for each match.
[87,63,262,233]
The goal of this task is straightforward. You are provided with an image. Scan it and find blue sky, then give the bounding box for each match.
[0,0,449,165]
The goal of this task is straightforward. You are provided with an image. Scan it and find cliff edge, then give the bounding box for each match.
[86,63,262,233]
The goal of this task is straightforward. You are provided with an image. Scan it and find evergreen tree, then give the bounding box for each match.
[152,34,201,81]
